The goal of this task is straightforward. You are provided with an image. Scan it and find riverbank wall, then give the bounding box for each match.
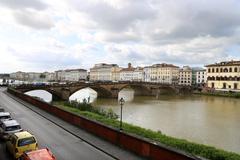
[193,91,240,98]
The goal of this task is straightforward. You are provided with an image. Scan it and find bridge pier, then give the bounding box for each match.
[61,88,71,101]
[109,88,119,98]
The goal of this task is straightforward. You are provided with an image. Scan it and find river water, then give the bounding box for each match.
[25,88,240,153]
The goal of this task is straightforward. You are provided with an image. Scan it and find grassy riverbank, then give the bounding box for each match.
[52,101,240,160]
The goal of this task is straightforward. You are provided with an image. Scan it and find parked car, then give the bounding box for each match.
[0,119,22,140]
[6,131,38,159]
[0,112,11,120]
[19,148,56,160]
[0,117,13,127]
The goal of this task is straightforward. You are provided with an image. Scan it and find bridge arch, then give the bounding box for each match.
[24,89,53,103]
[69,87,97,103]
[119,84,152,96]
[23,88,62,101]
[70,86,113,99]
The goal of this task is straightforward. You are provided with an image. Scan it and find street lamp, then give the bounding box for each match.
[119,97,125,131]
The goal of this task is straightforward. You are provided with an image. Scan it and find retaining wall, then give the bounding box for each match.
[8,88,201,160]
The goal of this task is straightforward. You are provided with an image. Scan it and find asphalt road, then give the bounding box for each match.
[0,87,114,160]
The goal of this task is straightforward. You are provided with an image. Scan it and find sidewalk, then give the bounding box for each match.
[5,91,145,160]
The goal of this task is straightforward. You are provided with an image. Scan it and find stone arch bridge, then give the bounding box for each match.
[14,82,192,101]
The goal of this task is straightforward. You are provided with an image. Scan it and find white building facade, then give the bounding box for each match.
[196,69,207,86]
[143,67,151,82]
[179,66,192,86]
[55,69,87,82]
[120,65,144,81]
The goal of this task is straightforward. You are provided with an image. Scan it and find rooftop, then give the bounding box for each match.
[91,63,119,69]
[26,148,55,160]
[15,131,34,138]
[205,60,240,67]
[0,112,10,117]
[150,63,179,68]
[56,68,87,72]
[3,119,20,127]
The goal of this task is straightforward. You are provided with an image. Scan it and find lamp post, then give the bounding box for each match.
[119,97,125,131]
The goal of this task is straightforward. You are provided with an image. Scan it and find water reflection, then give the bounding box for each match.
[69,87,97,103]
[25,90,52,103]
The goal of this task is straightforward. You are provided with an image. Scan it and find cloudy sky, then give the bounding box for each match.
[0,0,240,73]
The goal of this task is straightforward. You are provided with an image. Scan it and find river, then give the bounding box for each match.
[25,88,240,153]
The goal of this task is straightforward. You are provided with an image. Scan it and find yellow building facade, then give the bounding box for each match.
[205,61,240,90]
[145,63,179,84]
[89,63,121,81]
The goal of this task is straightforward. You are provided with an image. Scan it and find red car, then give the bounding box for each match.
[19,148,56,160]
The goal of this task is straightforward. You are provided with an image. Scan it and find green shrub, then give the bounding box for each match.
[60,100,119,120]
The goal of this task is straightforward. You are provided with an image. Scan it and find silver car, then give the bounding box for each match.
[0,119,23,140]
[0,112,11,120]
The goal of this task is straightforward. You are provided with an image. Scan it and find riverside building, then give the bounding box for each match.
[55,69,87,82]
[143,63,179,84]
[119,63,144,81]
[205,60,240,91]
[196,69,207,87]
[89,63,121,81]
[179,66,192,86]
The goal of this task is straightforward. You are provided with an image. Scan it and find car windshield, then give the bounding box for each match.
[18,137,36,147]
[0,116,11,120]
[5,125,21,131]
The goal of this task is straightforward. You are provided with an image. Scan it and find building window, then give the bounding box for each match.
[224,68,228,72]
[229,68,232,72]
[216,68,219,72]
[211,82,214,88]
[220,68,223,72]
[234,83,238,89]
[234,67,238,72]
[208,68,211,73]
[212,68,215,72]
[223,83,226,89]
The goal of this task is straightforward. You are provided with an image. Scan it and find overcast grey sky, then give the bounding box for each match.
[0,0,240,73]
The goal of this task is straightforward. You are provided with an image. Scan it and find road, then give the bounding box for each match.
[0,87,114,160]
